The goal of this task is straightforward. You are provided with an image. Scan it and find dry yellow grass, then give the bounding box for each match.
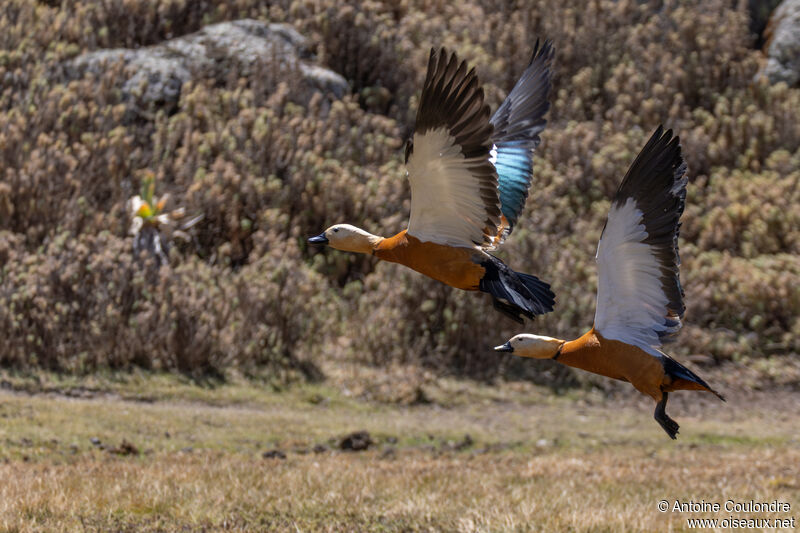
[0,377,797,532]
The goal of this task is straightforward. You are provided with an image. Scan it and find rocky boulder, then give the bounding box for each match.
[67,19,349,114]
[762,0,800,86]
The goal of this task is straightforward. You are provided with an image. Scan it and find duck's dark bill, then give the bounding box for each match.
[308,233,329,245]
[494,342,513,353]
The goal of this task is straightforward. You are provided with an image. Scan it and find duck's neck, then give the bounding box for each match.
[343,229,384,255]
[557,330,601,370]
[557,329,628,382]
[368,234,384,249]
[372,230,407,256]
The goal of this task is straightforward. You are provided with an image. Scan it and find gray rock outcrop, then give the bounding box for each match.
[68,19,349,114]
[762,0,800,86]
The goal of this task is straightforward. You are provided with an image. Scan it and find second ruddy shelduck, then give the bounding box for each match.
[310,43,556,322]
[495,126,725,439]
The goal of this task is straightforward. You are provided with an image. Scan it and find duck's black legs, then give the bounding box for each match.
[654,392,680,440]
[491,297,525,324]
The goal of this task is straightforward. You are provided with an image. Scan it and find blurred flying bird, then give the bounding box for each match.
[310,42,556,322]
[495,126,725,438]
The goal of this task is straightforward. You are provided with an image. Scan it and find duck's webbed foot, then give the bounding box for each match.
[654,392,680,440]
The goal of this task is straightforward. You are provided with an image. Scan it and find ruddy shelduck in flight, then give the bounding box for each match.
[495,126,725,438]
[309,42,556,322]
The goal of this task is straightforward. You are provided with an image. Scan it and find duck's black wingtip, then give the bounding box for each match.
[528,38,555,65]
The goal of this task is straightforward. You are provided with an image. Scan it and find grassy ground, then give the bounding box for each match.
[0,374,798,532]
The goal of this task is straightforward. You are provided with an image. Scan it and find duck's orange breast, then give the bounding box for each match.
[373,230,485,290]
[558,329,666,400]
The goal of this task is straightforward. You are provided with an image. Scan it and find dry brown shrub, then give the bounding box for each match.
[1,0,798,385]
[0,229,329,378]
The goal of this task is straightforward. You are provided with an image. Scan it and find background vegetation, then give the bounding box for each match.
[1,0,798,389]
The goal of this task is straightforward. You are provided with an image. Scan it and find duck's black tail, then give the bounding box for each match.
[663,355,726,401]
[479,255,555,323]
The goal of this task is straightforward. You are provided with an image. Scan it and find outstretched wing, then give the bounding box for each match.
[405,48,501,248]
[594,126,688,354]
[490,39,554,242]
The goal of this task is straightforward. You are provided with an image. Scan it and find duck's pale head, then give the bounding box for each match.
[494,334,563,359]
[308,224,381,254]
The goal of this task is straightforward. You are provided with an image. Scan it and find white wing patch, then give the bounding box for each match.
[594,198,670,354]
[489,144,498,166]
[407,127,495,248]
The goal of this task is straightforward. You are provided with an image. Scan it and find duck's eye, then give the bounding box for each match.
[333,228,339,233]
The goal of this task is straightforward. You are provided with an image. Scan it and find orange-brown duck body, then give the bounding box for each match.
[373,230,485,291]
[557,329,715,403]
